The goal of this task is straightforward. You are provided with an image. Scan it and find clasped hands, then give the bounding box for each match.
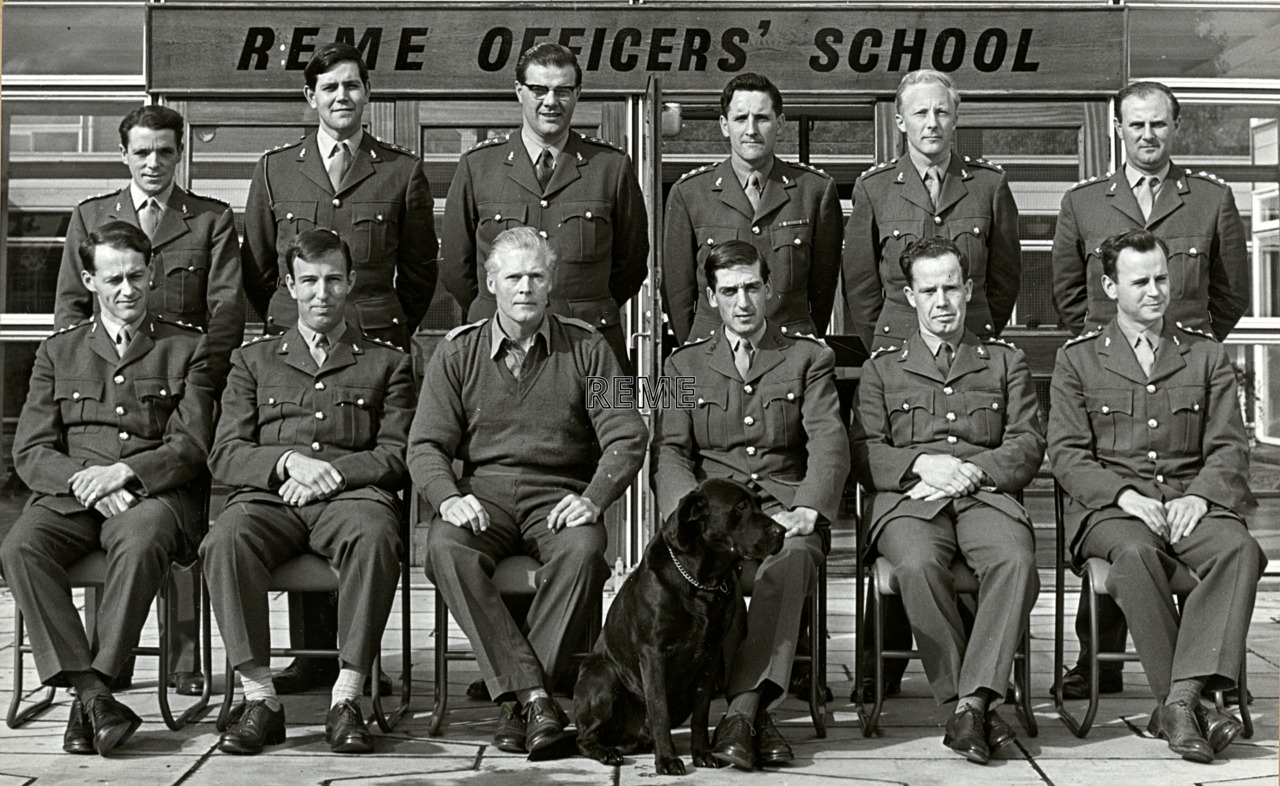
[1117,489,1208,545]
[906,454,986,501]
[69,463,138,517]
[440,492,601,535]
[279,453,345,506]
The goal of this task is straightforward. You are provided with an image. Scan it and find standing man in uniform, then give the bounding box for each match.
[1048,229,1263,763]
[850,236,1043,766]
[655,240,848,770]
[1,222,213,756]
[440,43,649,366]
[1050,81,1250,699]
[663,73,843,345]
[203,229,416,755]
[240,42,437,692]
[52,105,240,695]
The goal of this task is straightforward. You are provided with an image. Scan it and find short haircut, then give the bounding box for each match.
[485,226,558,276]
[704,239,771,290]
[1114,81,1180,122]
[285,229,352,277]
[79,220,152,274]
[899,236,968,286]
[304,42,369,90]
[719,73,783,118]
[118,105,184,148]
[1100,228,1169,281]
[516,43,582,86]
[894,69,961,113]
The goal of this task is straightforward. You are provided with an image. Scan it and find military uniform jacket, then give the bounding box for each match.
[1051,163,1248,341]
[662,157,843,344]
[1047,320,1249,560]
[843,154,1021,352]
[439,131,649,334]
[655,323,849,524]
[209,323,416,508]
[54,186,245,385]
[241,132,438,339]
[851,331,1045,545]
[12,316,214,546]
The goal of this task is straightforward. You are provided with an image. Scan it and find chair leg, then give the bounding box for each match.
[808,562,827,738]
[428,588,449,737]
[1015,624,1038,737]
[7,608,57,728]
[157,565,211,731]
[216,655,238,732]
[1237,656,1253,739]
[863,582,887,738]
[372,548,414,733]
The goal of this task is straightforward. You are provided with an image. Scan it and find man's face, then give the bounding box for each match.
[81,245,149,325]
[516,63,579,142]
[305,60,369,141]
[1103,246,1170,325]
[719,90,781,170]
[708,263,770,337]
[895,81,957,162]
[286,250,353,334]
[1116,92,1179,175]
[120,126,182,198]
[487,249,553,328]
[904,252,972,341]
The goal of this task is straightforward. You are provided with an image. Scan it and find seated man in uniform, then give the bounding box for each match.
[408,227,647,760]
[850,236,1044,765]
[655,240,849,770]
[201,229,416,755]
[1,221,213,756]
[1048,228,1265,763]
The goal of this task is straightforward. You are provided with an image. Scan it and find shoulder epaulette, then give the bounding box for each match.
[1065,328,1103,346]
[1173,321,1213,339]
[371,135,417,158]
[792,161,832,179]
[859,160,897,179]
[155,315,205,333]
[579,133,623,153]
[1185,168,1229,187]
[671,335,712,354]
[983,336,1017,350]
[869,344,900,360]
[552,314,597,332]
[676,164,715,183]
[53,320,93,336]
[787,331,828,347]
[1069,173,1108,191]
[262,138,304,157]
[466,133,510,153]
[243,333,283,346]
[963,155,1004,172]
[77,189,122,206]
[363,334,406,352]
[445,319,487,340]
[184,189,229,207]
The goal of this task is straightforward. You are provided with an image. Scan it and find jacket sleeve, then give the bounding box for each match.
[330,352,415,491]
[205,205,247,390]
[1051,190,1088,336]
[396,157,440,334]
[55,205,92,328]
[966,348,1046,493]
[1206,183,1250,341]
[849,358,925,492]
[406,343,468,508]
[439,155,480,312]
[12,341,90,494]
[808,177,844,336]
[842,177,882,350]
[608,156,651,309]
[119,338,215,494]
[581,335,649,509]
[209,349,289,490]
[985,175,1022,335]
[661,183,698,345]
[789,346,850,522]
[1047,347,1130,509]
[1184,344,1250,509]
[240,155,279,321]
[654,355,700,520]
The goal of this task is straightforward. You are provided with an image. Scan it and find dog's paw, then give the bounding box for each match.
[691,750,721,769]
[580,744,624,767]
[654,755,687,776]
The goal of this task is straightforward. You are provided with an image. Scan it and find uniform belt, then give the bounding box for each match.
[464,463,594,483]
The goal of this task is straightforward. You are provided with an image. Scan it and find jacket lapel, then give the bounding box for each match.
[1097,321,1150,384]
[335,135,378,196]
[298,133,334,195]
[1144,163,1189,228]
[1145,325,1190,385]
[1104,169,1147,227]
[713,159,755,221]
[753,157,792,220]
[706,331,742,382]
[944,332,987,383]
[279,326,320,376]
[893,157,936,215]
[542,134,584,198]
[89,320,122,366]
[502,132,545,198]
[743,324,786,382]
[933,155,971,216]
[901,332,946,383]
[150,189,193,248]
[317,323,361,375]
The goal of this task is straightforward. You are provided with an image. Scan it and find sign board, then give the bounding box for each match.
[148,4,1125,95]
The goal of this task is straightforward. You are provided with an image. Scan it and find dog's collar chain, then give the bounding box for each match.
[666,543,730,594]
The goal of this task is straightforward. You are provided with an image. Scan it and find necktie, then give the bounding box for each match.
[328,142,351,193]
[746,173,762,212]
[505,340,527,379]
[1136,176,1157,221]
[935,341,953,378]
[115,327,131,359]
[138,198,160,239]
[535,148,555,191]
[734,339,754,381]
[1134,335,1156,377]
[312,333,330,367]
[924,166,942,208]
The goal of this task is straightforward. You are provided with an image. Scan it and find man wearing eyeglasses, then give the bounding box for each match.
[439,43,649,366]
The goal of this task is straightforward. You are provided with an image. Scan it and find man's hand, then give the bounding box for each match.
[912,454,982,498]
[772,506,819,538]
[1166,495,1209,545]
[70,463,136,508]
[440,494,491,534]
[548,494,601,532]
[92,488,138,518]
[284,453,345,498]
[278,478,322,507]
[906,481,949,501]
[1118,489,1169,540]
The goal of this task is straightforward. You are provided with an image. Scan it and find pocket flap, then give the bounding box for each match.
[1084,390,1132,416]
[54,379,104,402]
[273,201,317,224]
[888,390,933,414]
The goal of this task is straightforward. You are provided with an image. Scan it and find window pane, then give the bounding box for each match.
[1131,8,1280,81]
[2,5,144,76]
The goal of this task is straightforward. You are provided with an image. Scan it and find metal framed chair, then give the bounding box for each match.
[1051,481,1253,739]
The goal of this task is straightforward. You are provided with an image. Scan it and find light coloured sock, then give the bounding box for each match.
[331,668,365,708]
[1166,677,1206,707]
[728,690,760,720]
[239,664,281,711]
[516,686,549,707]
[956,693,986,714]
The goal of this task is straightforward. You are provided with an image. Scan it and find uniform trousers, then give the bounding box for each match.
[0,501,181,685]
[875,498,1038,706]
[1078,512,1265,700]
[201,497,401,674]
[425,473,609,700]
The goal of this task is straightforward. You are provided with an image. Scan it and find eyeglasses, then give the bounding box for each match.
[520,83,579,101]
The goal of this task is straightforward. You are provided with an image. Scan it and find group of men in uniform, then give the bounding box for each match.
[0,33,1265,771]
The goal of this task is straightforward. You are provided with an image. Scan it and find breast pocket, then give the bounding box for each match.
[156,250,209,318]
[1084,389,1133,453]
[694,226,741,269]
[136,377,184,436]
[272,202,318,254]
[761,381,803,445]
[477,203,529,250]
[350,202,399,264]
[258,385,304,445]
[878,221,921,287]
[962,389,1005,446]
[951,217,991,279]
[692,384,729,447]
[557,201,611,263]
[886,390,934,446]
[333,385,383,448]
[1167,386,1206,452]
[54,378,105,426]
[769,223,813,294]
[1165,236,1211,300]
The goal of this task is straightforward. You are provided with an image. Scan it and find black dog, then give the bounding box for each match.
[574,478,785,775]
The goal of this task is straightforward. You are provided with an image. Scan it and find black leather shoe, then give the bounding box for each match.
[524,696,574,761]
[1194,704,1243,754]
[492,702,527,753]
[1050,665,1123,700]
[86,695,142,756]
[364,671,394,697]
[754,712,793,766]
[325,698,374,754]
[217,699,287,755]
[271,659,339,695]
[1147,701,1213,763]
[63,698,95,755]
[710,713,755,771]
[468,678,492,702]
[169,671,204,696]
[943,706,990,765]
[984,708,1016,750]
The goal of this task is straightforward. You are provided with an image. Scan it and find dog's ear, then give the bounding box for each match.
[668,489,708,553]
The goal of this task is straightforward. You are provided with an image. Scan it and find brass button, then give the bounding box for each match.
[991,402,1000,410]
[744,384,754,394]
[934,216,943,225]
[393,317,401,324]
[114,374,125,384]
[943,386,954,395]
[312,441,321,451]
[706,238,715,245]
[946,435,958,443]
[72,392,81,400]
[786,392,795,401]
[1193,403,1200,411]
[751,226,761,235]
[892,229,901,238]
[1148,451,1158,460]
[1146,384,1156,393]
[945,412,956,421]
[119,431,130,440]
[744,416,755,426]
[356,398,365,406]
[1148,419,1158,428]
[1189,247,1198,255]
[883,326,891,333]
[793,238,802,246]
[1157,474,1165,483]
[902,402,910,411]
[332,198,341,207]
[540,200,548,208]
[315,381,325,390]
[539,230,547,238]
[268,397,277,404]
[315,411,325,420]
[115,406,125,415]
[585,211,593,219]
[973,227,981,235]
[376,214,383,222]
[750,472,760,480]
[286,212,294,220]
[1101,405,1110,414]
[495,213,503,221]
[697,397,705,406]
[746,446,757,456]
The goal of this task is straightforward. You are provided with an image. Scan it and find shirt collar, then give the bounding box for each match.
[1125,161,1171,189]
[1116,317,1163,352]
[99,309,147,345]
[296,320,347,351]
[521,125,570,166]
[130,181,175,212]
[317,128,363,162]
[729,155,774,190]
[723,321,768,351]
[917,329,960,358]
[489,313,551,359]
[907,149,951,181]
